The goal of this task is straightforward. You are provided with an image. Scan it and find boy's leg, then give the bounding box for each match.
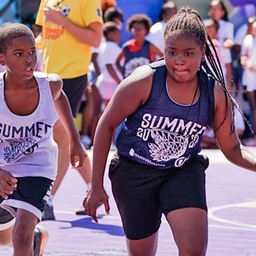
[0,207,48,256]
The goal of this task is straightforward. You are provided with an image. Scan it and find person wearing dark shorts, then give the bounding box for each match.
[62,75,88,118]
[84,7,256,256]
[0,23,85,255]
[109,154,208,240]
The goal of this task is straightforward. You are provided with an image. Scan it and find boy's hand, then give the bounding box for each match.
[70,140,86,168]
[0,169,17,199]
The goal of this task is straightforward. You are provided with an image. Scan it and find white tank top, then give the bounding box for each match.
[0,72,58,180]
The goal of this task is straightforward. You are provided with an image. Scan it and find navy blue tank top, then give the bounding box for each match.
[116,59,215,169]
[122,40,151,78]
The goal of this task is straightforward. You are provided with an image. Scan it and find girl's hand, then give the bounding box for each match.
[0,169,17,199]
[83,187,110,223]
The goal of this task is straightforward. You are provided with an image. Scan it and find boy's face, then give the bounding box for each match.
[0,35,37,80]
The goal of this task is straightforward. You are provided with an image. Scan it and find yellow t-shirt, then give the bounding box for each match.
[36,0,103,78]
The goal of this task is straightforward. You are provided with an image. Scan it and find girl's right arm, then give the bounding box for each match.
[84,65,154,222]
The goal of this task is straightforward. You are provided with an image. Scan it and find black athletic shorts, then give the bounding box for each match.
[108,153,209,240]
[1,177,53,221]
[0,197,14,230]
[63,74,88,118]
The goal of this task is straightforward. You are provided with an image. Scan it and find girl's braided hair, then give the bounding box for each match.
[164,6,251,133]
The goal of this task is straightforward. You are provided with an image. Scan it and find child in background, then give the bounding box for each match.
[240,20,256,146]
[204,18,232,92]
[96,21,122,108]
[116,13,163,78]
[95,21,122,150]
[86,7,125,147]
[201,18,245,148]
[0,23,85,255]
[146,1,177,52]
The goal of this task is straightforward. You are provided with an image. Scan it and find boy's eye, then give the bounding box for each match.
[15,53,22,56]
[30,50,37,55]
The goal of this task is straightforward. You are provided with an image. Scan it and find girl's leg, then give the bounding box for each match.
[167,207,208,256]
[12,209,38,256]
[126,231,158,256]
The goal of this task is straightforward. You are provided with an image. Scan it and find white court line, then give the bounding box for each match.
[208,201,256,230]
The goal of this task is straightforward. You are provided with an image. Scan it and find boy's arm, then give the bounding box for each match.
[48,73,86,168]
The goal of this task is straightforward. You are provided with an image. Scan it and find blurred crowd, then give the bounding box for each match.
[1,0,256,149]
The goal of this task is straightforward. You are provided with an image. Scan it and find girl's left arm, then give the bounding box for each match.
[213,82,256,171]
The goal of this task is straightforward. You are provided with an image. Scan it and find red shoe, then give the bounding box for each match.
[33,224,49,256]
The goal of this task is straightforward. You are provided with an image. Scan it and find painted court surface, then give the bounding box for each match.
[1,148,256,256]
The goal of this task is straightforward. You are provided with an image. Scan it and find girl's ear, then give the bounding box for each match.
[0,53,5,66]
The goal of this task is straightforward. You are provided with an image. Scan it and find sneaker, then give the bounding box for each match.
[33,224,49,256]
[80,135,92,149]
[75,202,103,215]
[42,203,55,221]
[75,206,88,215]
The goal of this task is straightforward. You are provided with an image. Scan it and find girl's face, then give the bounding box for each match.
[1,36,37,80]
[164,32,205,83]
[130,22,148,40]
[208,1,225,21]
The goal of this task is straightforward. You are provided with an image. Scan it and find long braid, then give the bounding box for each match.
[202,23,252,133]
[164,6,252,133]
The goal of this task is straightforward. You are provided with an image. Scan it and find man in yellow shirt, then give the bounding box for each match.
[36,0,103,219]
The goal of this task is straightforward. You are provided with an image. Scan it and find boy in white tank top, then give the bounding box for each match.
[0,23,85,256]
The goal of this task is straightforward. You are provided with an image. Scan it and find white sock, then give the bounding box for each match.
[46,194,54,207]
[86,183,91,191]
